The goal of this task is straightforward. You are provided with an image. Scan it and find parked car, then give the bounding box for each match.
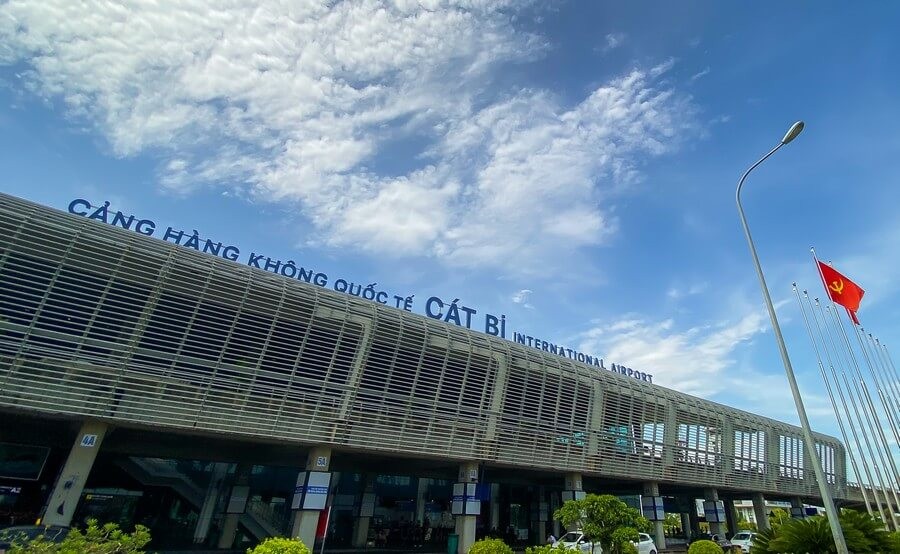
[0,525,68,553]
[633,532,657,554]
[730,531,756,553]
[553,531,656,554]
[692,532,733,550]
[556,531,602,554]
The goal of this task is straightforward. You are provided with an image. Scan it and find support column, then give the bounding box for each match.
[193,462,228,544]
[218,463,252,549]
[41,421,108,527]
[790,496,805,519]
[703,488,724,537]
[663,403,678,466]
[688,503,700,540]
[721,420,735,475]
[353,474,375,547]
[416,477,430,524]
[753,493,770,531]
[562,473,584,531]
[490,483,500,531]
[724,498,738,538]
[681,512,692,543]
[767,428,781,484]
[455,462,480,554]
[642,482,666,549]
[291,447,333,549]
[535,486,546,545]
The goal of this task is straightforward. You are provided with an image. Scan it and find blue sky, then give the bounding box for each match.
[2,1,899,480]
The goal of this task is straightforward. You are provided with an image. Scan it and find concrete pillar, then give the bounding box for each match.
[790,496,805,519]
[535,486,546,545]
[687,504,699,540]
[753,493,770,531]
[455,462,480,554]
[41,421,108,527]
[218,464,252,549]
[724,498,738,538]
[642,482,666,550]
[291,446,333,549]
[704,488,724,537]
[680,512,691,542]
[551,491,561,537]
[767,428,781,483]
[489,483,500,531]
[562,473,583,531]
[353,474,375,547]
[663,403,678,466]
[193,462,228,544]
[587,380,604,458]
[417,476,430,524]
[721,420,735,474]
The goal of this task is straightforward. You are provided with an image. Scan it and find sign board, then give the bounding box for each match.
[451,483,466,515]
[302,471,331,510]
[703,500,726,523]
[80,434,98,447]
[641,496,665,521]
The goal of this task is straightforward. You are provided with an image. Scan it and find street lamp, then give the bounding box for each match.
[735,121,849,554]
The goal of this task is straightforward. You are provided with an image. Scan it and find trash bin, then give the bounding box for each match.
[447,533,459,554]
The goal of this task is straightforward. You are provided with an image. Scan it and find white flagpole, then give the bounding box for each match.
[858,329,900,447]
[794,286,875,518]
[813,298,891,527]
[851,325,900,456]
[870,335,900,412]
[880,341,900,388]
[824,303,900,524]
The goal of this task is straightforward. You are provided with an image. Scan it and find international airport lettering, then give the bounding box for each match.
[67,198,653,383]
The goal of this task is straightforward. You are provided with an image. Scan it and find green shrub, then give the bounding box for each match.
[687,539,724,554]
[247,537,311,554]
[525,545,570,554]
[469,538,513,554]
[8,519,150,553]
[617,541,638,554]
[748,526,775,554]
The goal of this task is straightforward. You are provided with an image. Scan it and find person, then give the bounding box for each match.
[547,533,557,545]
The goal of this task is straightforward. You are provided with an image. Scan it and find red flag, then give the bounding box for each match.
[817,261,865,324]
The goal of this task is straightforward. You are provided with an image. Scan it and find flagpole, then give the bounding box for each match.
[794,286,875,518]
[880,341,900,388]
[735,123,848,554]
[813,299,892,527]
[851,325,900,454]
[839,316,900,494]
[823,303,900,525]
[870,335,900,412]
[859,329,900,446]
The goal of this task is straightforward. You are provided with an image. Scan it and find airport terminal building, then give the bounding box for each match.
[0,193,854,551]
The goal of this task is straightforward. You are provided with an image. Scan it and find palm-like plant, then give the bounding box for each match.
[749,511,900,554]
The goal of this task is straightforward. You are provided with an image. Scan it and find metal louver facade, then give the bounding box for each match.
[0,193,847,500]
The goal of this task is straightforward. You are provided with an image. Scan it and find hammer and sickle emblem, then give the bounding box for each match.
[829,279,844,295]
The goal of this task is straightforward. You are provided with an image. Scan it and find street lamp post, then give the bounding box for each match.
[735,121,849,554]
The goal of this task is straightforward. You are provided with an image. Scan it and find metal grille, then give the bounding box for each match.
[0,193,848,499]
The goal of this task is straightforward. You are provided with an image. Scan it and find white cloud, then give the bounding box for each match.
[666,281,709,300]
[1,0,697,274]
[577,309,769,397]
[690,66,710,81]
[598,32,626,53]
[511,288,534,308]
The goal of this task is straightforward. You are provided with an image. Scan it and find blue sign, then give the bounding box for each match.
[66,198,655,384]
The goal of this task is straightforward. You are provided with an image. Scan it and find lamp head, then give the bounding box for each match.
[781,121,805,144]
